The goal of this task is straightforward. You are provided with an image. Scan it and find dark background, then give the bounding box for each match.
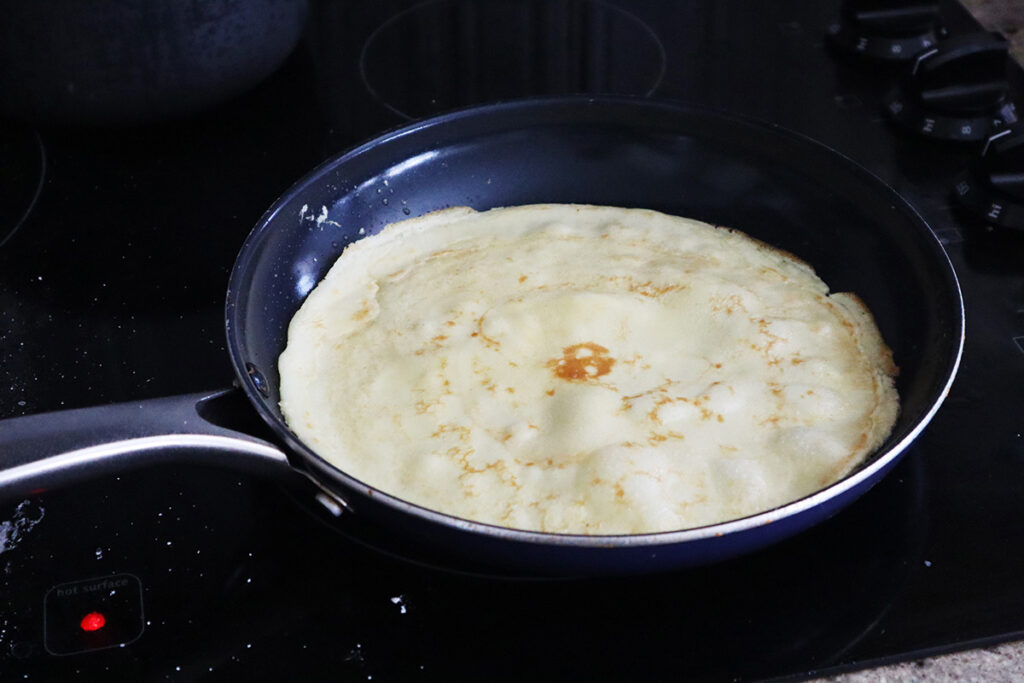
[1,1,1023,680]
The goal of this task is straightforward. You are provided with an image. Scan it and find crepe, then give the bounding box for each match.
[278,204,899,534]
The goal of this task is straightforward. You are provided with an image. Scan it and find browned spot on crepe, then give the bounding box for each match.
[547,342,616,382]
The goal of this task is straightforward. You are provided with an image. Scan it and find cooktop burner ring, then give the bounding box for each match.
[0,122,46,250]
[358,0,667,120]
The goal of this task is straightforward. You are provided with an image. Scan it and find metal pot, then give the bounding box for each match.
[0,0,309,124]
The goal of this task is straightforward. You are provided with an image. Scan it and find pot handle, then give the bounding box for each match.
[0,388,292,496]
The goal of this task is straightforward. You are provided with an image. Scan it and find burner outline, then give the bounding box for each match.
[358,0,667,120]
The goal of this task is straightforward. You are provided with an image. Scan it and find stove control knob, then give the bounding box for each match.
[885,32,1017,142]
[827,0,941,62]
[954,129,1024,231]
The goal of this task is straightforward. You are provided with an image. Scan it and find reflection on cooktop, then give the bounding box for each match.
[273,452,926,680]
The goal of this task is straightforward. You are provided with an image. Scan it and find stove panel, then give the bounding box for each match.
[1,1,1023,680]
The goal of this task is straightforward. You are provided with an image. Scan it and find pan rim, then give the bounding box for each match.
[225,94,965,549]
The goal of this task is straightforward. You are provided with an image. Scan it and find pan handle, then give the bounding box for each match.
[0,389,292,496]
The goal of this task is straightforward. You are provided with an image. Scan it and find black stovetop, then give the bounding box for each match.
[2,1,1024,680]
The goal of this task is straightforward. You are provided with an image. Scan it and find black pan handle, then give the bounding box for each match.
[0,389,292,497]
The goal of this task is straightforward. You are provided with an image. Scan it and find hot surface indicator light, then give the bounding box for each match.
[80,612,106,632]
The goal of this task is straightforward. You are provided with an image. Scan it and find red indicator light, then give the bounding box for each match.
[80,612,106,632]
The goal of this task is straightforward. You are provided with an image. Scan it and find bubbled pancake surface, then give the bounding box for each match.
[279,204,899,534]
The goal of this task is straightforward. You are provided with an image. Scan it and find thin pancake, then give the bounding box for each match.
[279,204,899,534]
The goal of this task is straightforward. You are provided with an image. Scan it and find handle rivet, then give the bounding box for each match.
[245,363,271,398]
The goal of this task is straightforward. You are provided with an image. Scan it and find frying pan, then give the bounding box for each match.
[0,97,963,575]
